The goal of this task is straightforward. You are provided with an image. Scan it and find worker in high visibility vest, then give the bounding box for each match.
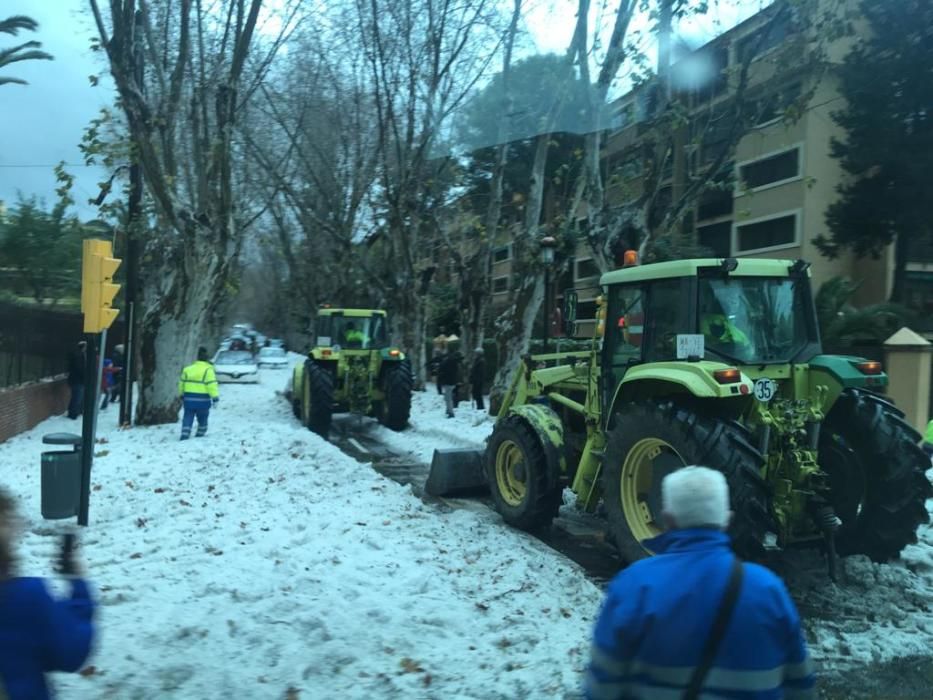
[701,313,751,350]
[178,347,219,440]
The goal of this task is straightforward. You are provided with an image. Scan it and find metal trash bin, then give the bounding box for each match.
[41,433,82,520]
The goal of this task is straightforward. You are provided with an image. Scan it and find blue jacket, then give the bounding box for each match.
[586,529,815,700]
[0,577,96,699]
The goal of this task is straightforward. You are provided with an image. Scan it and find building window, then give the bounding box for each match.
[735,213,797,253]
[739,148,799,190]
[697,185,733,221]
[754,83,802,126]
[697,221,732,258]
[575,258,602,281]
[492,276,509,294]
[492,245,510,263]
[737,11,796,64]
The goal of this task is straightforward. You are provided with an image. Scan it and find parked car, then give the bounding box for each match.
[268,338,285,348]
[213,350,260,383]
[227,335,251,352]
[257,346,288,369]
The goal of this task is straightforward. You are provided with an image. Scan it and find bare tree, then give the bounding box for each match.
[242,23,382,336]
[353,0,499,385]
[87,0,285,423]
[568,0,845,267]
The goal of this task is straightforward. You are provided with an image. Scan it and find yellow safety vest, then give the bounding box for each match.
[701,314,750,345]
[178,361,219,399]
[925,420,933,444]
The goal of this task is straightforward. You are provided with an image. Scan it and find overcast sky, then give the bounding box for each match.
[0,0,767,220]
[0,0,114,218]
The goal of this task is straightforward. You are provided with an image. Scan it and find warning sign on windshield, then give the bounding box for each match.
[676,334,705,359]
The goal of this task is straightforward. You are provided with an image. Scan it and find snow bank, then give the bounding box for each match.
[3,356,931,693]
[784,476,933,673]
[369,388,495,464]
[0,367,602,698]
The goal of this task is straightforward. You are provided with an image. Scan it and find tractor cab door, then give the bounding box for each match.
[602,284,645,418]
[602,278,693,420]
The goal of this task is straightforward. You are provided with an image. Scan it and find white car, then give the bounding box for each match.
[213,350,260,383]
[257,346,288,369]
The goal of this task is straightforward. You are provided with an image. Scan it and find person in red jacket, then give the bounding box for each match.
[0,488,96,699]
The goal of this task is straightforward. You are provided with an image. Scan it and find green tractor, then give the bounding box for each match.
[428,257,931,572]
[291,308,413,437]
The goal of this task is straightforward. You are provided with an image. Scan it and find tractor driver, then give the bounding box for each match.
[700,310,751,355]
[343,321,367,348]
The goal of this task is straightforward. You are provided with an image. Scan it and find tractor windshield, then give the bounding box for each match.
[316,314,389,349]
[698,276,812,364]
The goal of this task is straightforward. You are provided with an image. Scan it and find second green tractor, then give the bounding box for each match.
[292,308,413,437]
[429,257,931,572]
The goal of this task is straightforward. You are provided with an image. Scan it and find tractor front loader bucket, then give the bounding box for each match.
[424,448,487,496]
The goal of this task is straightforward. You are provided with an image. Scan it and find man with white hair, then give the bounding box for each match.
[585,466,814,700]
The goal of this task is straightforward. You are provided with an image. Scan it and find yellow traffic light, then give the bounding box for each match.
[81,239,122,333]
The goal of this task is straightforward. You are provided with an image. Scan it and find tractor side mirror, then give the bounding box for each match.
[563,289,578,335]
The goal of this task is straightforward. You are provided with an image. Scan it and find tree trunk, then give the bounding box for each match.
[489,132,551,409]
[489,274,544,412]
[395,293,428,388]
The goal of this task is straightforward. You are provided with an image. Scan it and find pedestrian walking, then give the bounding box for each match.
[0,488,96,699]
[585,466,815,700]
[437,348,461,418]
[65,341,87,419]
[178,347,219,440]
[110,344,125,404]
[99,359,117,411]
[470,347,486,411]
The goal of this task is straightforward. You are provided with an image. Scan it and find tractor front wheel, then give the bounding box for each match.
[603,402,772,563]
[819,388,932,562]
[485,416,561,531]
[303,361,334,438]
[379,360,413,431]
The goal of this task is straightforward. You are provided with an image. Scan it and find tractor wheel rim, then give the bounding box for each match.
[620,437,684,544]
[495,440,527,507]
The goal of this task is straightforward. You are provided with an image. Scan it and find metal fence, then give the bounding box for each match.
[0,302,124,388]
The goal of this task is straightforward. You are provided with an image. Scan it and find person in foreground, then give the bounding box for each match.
[0,488,96,699]
[585,466,815,700]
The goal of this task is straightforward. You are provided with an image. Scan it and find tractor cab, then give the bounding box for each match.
[314,309,390,350]
[599,257,821,414]
[291,307,412,438]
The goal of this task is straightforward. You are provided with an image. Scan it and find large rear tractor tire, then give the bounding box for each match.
[303,361,334,438]
[819,388,932,562]
[379,360,413,431]
[485,416,562,531]
[602,402,773,563]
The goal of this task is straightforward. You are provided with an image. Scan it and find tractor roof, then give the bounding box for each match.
[318,308,387,318]
[600,258,803,286]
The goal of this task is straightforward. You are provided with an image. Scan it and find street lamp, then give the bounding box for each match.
[539,236,558,356]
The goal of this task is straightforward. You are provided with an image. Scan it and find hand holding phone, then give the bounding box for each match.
[58,533,78,576]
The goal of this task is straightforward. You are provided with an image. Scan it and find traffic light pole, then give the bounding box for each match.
[78,332,101,527]
[120,10,144,428]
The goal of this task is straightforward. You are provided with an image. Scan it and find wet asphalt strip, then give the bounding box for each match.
[327,421,624,586]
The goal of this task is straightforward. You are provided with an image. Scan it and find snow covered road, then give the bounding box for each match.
[2,360,932,697]
[2,368,602,698]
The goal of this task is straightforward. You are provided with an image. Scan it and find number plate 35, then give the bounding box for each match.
[753,378,777,402]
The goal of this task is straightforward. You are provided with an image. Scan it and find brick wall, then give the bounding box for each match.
[0,375,70,444]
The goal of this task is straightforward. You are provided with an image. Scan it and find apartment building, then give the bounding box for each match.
[601,0,932,326]
[433,1,931,339]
